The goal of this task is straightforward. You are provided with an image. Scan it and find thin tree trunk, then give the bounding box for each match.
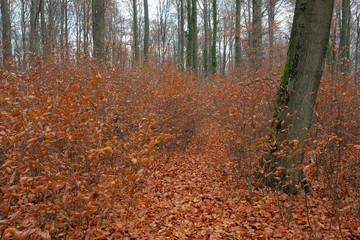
[211,0,217,74]
[1,0,12,64]
[339,0,350,72]
[268,0,275,60]
[30,0,40,59]
[192,0,198,74]
[186,0,193,69]
[179,0,185,69]
[92,0,105,60]
[251,0,262,64]
[258,0,335,195]
[133,0,139,63]
[144,0,149,63]
[40,0,48,56]
[203,0,209,73]
[235,0,242,66]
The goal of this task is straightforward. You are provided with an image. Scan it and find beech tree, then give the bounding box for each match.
[132,0,139,63]
[339,0,350,72]
[144,0,149,63]
[1,0,12,65]
[258,0,335,195]
[92,0,105,60]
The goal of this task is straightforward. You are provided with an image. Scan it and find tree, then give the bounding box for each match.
[258,0,335,195]
[235,0,242,66]
[251,0,262,64]
[192,0,198,74]
[30,0,40,58]
[186,0,193,69]
[92,0,105,60]
[132,0,139,63]
[339,0,350,72]
[211,0,217,73]
[144,0,150,63]
[178,0,185,69]
[1,0,12,65]
[268,0,276,60]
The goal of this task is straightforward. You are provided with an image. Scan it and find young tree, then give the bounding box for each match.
[258,0,335,195]
[268,0,276,59]
[144,0,149,63]
[1,0,12,64]
[92,0,105,60]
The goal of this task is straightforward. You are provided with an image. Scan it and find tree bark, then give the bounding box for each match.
[192,0,198,74]
[258,0,335,195]
[186,0,193,69]
[92,0,105,60]
[144,0,150,63]
[268,0,276,60]
[338,0,350,72]
[1,0,12,64]
[30,0,40,57]
[179,0,185,69]
[251,0,262,64]
[203,0,209,73]
[235,0,242,66]
[211,0,217,74]
[132,0,139,63]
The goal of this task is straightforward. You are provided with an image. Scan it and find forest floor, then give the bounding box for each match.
[111,144,358,239]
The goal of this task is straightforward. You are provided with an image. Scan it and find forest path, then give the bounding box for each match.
[121,145,273,239]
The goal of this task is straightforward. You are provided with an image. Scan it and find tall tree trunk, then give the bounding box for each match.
[211,0,217,74]
[179,0,185,69]
[92,0,105,60]
[21,0,26,66]
[192,0,198,74]
[355,12,360,85]
[40,0,48,56]
[144,0,149,63]
[235,0,242,66]
[258,0,335,195]
[251,0,262,64]
[1,0,12,64]
[268,0,276,60]
[186,0,193,69]
[132,0,139,63]
[338,0,350,72]
[30,0,40,58]
[203,0,209,73]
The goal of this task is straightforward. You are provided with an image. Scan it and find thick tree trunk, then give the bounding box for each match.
[144,0,149,63]
[258,0,335,195]
[211,0,217,74]
[235,0,242,66]
[338,0,350,72]
[92,0,105,60]
[1,0,12,64]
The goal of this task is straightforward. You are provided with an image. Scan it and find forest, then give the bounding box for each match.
[0,0,359,239]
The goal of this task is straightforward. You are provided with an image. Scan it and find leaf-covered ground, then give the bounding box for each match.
[113,146,359,239]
